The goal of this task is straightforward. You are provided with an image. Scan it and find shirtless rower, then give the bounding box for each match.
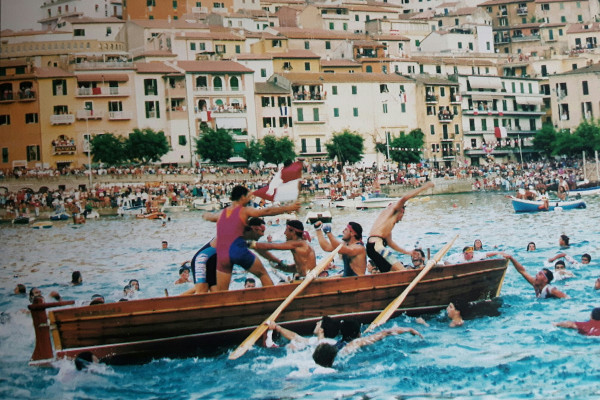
[209,185,300,291]
[314,221,366,276]
[366,182,434,272]
[249,219,316,278]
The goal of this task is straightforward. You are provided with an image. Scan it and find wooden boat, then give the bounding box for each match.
[12,216,33,224]
[32,221,53,229]
[136,211,167,220]
[28,259,508,365]
[510,196,587,212]
[49,212,70,221]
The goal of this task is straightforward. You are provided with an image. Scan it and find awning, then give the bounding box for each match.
[483,133,498,144]
[471,92,502,101]
[76,74,129,82]
[469,76,502,90]
[215,118,247,130]
[515,96,544,106]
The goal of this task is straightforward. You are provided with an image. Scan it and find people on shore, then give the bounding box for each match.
[501,253,568,298]
[314,221,366,276]
[366,182,434,273]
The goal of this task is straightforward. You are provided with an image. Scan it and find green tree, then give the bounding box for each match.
[242,140,263,164]
[532,123,558,157]
[261,135,296,165]
[125,128,170,164]
[571,119,600,156]
[195,128,234,163]
[325,130,364,164]
[387,129,425,166]
[90,133,127,165]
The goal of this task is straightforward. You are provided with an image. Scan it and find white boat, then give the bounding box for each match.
[117,199,145,216]
[568,183,600,197]
[161,204,188,213]
[84,210,100,219]
[334,193,397,210]
[263,213,297,226]
[192,199,220,211]
[310,196,333,208]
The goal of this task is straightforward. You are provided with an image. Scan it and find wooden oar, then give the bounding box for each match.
[363,235,458,334]
[228,243,343,360]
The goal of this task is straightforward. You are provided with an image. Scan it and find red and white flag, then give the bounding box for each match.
[494,127,507,139]
[253,161,302,202]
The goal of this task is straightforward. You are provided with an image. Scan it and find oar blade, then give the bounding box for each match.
[364,235,458,333]
[228,244,343,360]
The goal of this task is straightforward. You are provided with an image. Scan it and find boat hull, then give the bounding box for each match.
[30,259,508,365]
[334,197,396,209]
[510,196,587,212]
[568,186,600,197]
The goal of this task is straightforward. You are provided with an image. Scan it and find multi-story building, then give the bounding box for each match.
[254,81,293,141]
[266,72,417,165]
[548,62,600,131]
[535,0,599,25]
[0,61,42,170]
[39,0,121,30]
[176,60,256,157]
[479,0,538,54]
[419,25,495,54]
[413,75,463,168]
[459,74,545,165]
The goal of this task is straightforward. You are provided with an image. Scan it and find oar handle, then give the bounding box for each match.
[364,235,458,334]
[228,244,343,360]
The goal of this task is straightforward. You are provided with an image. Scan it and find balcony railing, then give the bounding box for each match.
[76,87,130,97]
[425,95,438,103]
[18,91,36,101]
[438,113,454,122]
[53,144,77,155]
[511,34,540,42]
[517,7,528,15]
[76,109,104,119]
[192,6,208,13]
[50,114,75,125]
[108,111,132,120]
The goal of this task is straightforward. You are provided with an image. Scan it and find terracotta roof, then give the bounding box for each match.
[275,71,413,84]
[320,59,362,67]
[255,82,290,94]
[0,29,52,37]
[175,60,253,73]
[129,19,209,29]
[135,62,182,74]
[61,16,124,24]
[134,50,178,57]
[478,0,533,5]
[370,33,410,41]
[273,27,365,40]
[412,74,459,85]
[556,62,600,75]
[408,56,496,66]
[175,31,245,41]
[230,53,274,60]
[76,73,129,82]
[535,0,584,2]
[567,22,600,33]
[270,49,321,59]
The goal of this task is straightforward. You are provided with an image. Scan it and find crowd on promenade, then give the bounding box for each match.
[0,158,593,219]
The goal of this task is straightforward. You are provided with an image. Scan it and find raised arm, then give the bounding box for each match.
[314,228,335,252]
[245,201,301,219]
[386,237,412,255]
[266,321,308,344]
[548,253,567,263]
[392,182,435,213]
[202,211,222,222]
[503,254,536,287]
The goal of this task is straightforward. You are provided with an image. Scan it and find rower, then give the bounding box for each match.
[314,221,366,276]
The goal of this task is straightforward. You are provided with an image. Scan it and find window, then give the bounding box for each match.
[283,62,292,71]
[25,113,38,124]
[173,0,178,8]
[440,87,445,97]
[541,3,549,10]
[144,79,158,95]
[468,42,473,50]
[0,115,10,125]
[401,103,406,112]
[196,76,207,88]
[260,68,267,78]
[578,15,583,22]
[481,119,487,131]
[297,108,304,122]
[469,119,475,131]
[108,101,123,112]
[329,22,334,30]
[313,108,319,121]
[332,86,338,95]
[147,0,155,5]
[301,138,307,153]
[436,65,441,74]
[520,82,524,93]
[333,108,339,117]
[145,101,160,118]
[235,45,241,54]
[213,77,223,90]
[355,15,359,21]
[178,135,186,146]
[215,45,225,53]
[352,86,357,95]
[383,103,388,113]
[325,41,331,50]
[458,42,462,49]
[430,125,435,135]
[454,124,460,135]
[583,81,589,95]
[304,62,310,71]
[343,23,348,31]
[190,43,196,51]
[561,16,566,22]
[52,79,67,96]
[353,108,358,117]
[74,29,85,37]
[380,84,389,93]
[316,138,321,153]
[366,66,372,73]
[304,41,310,50]
[106,27,112,36]
[26,145,40,162]
[2,148,7,163]
[272,39,281,47]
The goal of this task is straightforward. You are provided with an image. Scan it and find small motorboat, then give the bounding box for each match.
[192,199,220,211]
[334,193,397,210]
[84,210,100,219]
[32,221,53,229]
[13,216,33,224]
[49,212,70,221]
[305,211,333,224]
[509,196,587,212]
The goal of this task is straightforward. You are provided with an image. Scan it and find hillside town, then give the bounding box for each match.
[1,0,599,175]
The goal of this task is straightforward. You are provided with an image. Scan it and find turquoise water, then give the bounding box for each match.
[1,192,599,399]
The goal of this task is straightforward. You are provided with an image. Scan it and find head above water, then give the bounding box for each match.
[321,316,340,339]
[527,242,536,251]
[582,253,591,264]
[313,343,338,368]
[541,268,554,284]
[339,319,361,342]
[71,270,82,285]
[592,307,600,321]
[559,235,570,247]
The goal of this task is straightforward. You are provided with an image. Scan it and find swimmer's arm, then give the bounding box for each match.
[253,241,299,252]
[548,253,567,263]
[266,321,307,343]
[340,327,422,355]
[553,321,577,329]
[503,254,536,287]
[550,287,569,299]
[202,211,221,222]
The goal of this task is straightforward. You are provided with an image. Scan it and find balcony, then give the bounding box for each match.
[511,34,540,43]
[495,37,511,44]
[438,113,454,123]
[53,143,77,155]
[167,86,187,98]
[76,87,130,97]
[292,94,325,103]
[50,114,75,125]
[450,95,462,104]
[76,109,104,120]
[192,6,208,13]
[441,136,455,142]
[517,7,528,15]
[425,95,438,104]
[168,110,188,120]
[18,91,36,101]
[108,111,132,120]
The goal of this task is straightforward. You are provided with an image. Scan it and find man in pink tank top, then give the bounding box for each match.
[208,185,300,291]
